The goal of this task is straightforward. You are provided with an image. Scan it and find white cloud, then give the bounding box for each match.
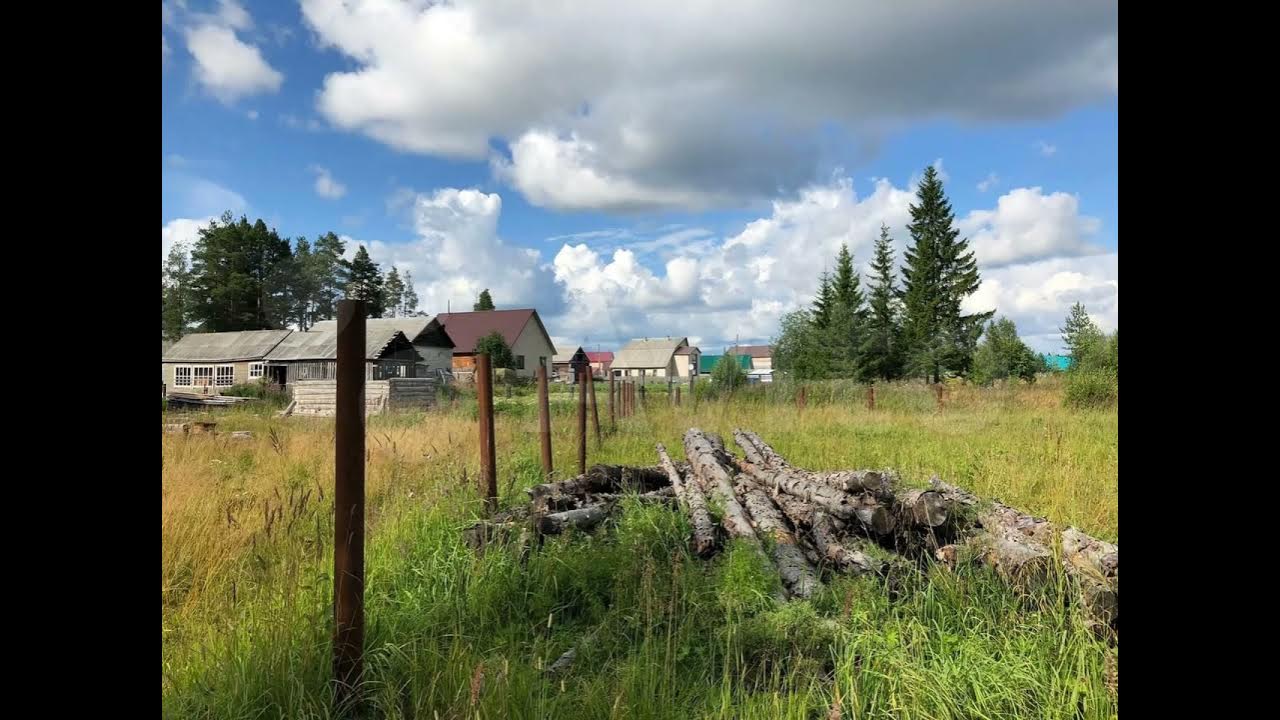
[299,0,1117,211]
[162,217,214,263]
[352,188,564,317]
[163,35,171,66]
[1037,140,1058,157]
[310,165,347,199]
[977,172,999,193]
[246,109,258,120]
[960,187,1103,266]
[184,12,283,104]
[163,173,247,218]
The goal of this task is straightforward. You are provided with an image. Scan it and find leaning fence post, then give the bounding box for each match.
[577,366,588,474]
[536,365,552,479]
[476,353,497,512]
[588,369,602,448]
[333,299,366,710]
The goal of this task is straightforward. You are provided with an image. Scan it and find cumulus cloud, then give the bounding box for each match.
[977,172,999,193]
[183,2,283,104]
[351,188,564,317]
[162,216,214,263]
[163,173,247,219]
[299,0,1117,211]
[310,165,347,199]
[960,187,1103,267]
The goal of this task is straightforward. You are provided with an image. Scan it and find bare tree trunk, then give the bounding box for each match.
[683,429,761,550]
[734,480,820,598]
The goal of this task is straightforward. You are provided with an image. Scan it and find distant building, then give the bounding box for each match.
[699,354,753,375]
[435,309,556,378]
[585,351,614,379]
[1042,353,1072,371]
[264,327,421,384]
[311,316,455,374]
[727,345,774,371]
[552,346,590,380]
[612,337,700,381]
[162,329,293,392]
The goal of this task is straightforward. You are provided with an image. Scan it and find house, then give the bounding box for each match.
[698,354,753,375]
[612,338,700,381]
[585,351,614,379]
[1042,353,1073,372]
[727,345,774,371]
[435,309,556,379]
[552,346,590,381]
[264,327,422,384]
[311,316,455,374]
[163,329,293,392]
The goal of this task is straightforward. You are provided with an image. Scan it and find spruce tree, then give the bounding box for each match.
[384,268,405,318]
[401,270,419,315]
[474,288,496,311]
[899,165,992,382]
[832,243,865,316]
[859,224,902,381]
[812,272,834,328]
[346,245,386,317]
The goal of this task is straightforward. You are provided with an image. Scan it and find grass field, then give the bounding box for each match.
[162,377,1117,719]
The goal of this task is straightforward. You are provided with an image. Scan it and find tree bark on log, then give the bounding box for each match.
[657,442,718,557]
[734,458,866,525]
[734,480,820,598]
[538,504,613,535]
[1062,527,1118,631]
[683,429,762,550]
[528,464,670,512]
[811,512,883,575]
[897,489,949,528]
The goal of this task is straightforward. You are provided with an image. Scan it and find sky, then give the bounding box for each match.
[162,0,1117,355]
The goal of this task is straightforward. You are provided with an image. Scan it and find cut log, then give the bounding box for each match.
[1061,527,1118,631]
[230,431,254,440]
[734,480,820,599]
[683,429,762,549]
[811,512,882,575]
[537,504,613,535]
[735,458,865,525]
[527,464,669,512]
[657,442,718,557]
[897,489,949,528]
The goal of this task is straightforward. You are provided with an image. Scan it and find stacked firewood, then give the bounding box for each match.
[464,427,1117,635]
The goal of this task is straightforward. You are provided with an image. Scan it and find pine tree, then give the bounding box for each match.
[812,272,834,328]
[383,268,405,318]
[162,242,192,341]
[345,245,386,317]
[858,224,902,381]
[474,289,495,311]
[289,238,320,330]
[311,232,349,322]
[899,165,992,382]
[188,213,294,331]
[401,270,419,316]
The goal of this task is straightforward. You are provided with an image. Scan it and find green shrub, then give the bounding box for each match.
[1063,370,1117,408]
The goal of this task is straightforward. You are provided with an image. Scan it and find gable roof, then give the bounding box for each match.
[727,344,773,358]
[163,330,292,363]
[553,346,589,364]
[699,354,753,373]
[585,351,614,363]
[613,337,688,369]
[435,309,552,353]
[311,316,454,348]
[264,328,421,362]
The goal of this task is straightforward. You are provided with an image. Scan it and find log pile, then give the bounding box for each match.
[464,427,1118,633]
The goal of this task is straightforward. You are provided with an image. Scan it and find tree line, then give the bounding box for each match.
[161,212,420,340]
[774,165,1112,387]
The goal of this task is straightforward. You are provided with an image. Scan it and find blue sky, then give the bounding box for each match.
[163,1,1118,354]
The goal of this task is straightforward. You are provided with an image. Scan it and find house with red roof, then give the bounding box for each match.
[435,308,557,378]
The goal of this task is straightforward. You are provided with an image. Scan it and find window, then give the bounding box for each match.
[193,366,213,387]
[249,362,264,379]
[539,356,547,368]
[216,366,235,387]
[174,366,192,387]
[517,355,525,370]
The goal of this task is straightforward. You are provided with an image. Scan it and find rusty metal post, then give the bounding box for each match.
[675,385,681,406]
[639,382,646,410]
[536,365,552,479]
[796,384,807,411]
[476,353,497,512]
[866,383,876,411]
[608,371,616,428]
[333,300,366,708]
[934,383,944,411]
[577,366,588,473]
[588,369,601,447]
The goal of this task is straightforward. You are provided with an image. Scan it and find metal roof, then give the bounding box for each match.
[264,328,420,362]
[162,330,292,363]
[699,354,753,373]
[553,346,588,364]
[612,337,688,369]
[585,351,614,363]
[727,344,773,359]
[310,316,452,347]
[435,309,548,353]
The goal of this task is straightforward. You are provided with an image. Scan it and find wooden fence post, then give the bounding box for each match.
[333,300,366,710]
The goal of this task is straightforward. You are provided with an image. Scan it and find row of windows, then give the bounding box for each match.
[172,363,263,388]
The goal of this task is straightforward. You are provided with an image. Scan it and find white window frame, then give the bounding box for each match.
[174,366,193,387]
[216,365,235,387]
[192,366,213,387]
[249,362,264,379]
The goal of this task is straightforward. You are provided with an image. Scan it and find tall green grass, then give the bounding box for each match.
[162,379,1117,719]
